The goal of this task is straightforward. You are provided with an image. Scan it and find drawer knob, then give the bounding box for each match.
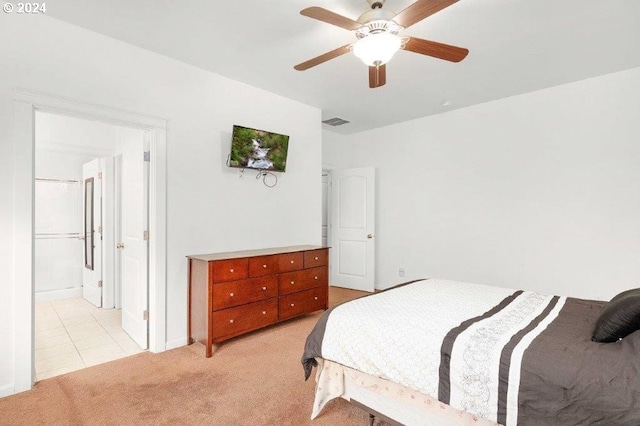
[229,293,234,297]
[314,276,318,280]
[262,311,266,315]
[314,296,318,300]
[263,264,267,268]
[290,303,295,307]
[290,281,295,285]
[230,268,234,273]
[229,319,234,324]
[290,260,294,264]
[262,286,267,291]
[314,256,319,260]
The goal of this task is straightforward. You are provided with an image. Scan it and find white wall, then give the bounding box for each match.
[324,67,640,300]
[322,130,349,170]
[0,14,321,396]
[36,111,120,157]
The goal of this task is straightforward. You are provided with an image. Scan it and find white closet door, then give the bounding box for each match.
[329,167,376,292]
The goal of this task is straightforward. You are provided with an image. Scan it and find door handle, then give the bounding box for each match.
[116,243,125,249]
[367,234,374,239]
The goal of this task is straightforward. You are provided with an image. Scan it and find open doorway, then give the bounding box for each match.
[12,89,167,394]
[34,112,149,380]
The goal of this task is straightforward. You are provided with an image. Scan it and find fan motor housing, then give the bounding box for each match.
[367,0,386,7]
[358,8,396,26]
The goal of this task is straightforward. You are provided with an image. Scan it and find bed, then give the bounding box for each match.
[302,279,640,425]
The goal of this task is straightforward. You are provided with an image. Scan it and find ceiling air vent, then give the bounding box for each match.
[322,117,350,127]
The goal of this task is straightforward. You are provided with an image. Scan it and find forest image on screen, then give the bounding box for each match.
[230,126,289,172]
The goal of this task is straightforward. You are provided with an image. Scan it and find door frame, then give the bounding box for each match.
[11,88,168,393]
[322,166,335,284]
[320,170,333,285]
[321,169,332,248]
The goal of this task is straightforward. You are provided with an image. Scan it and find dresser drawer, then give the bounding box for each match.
[304,249,328,268]
[307,285,328,312]
[305,266,328,288]
[279,266,328,295]
[278,252,304,272]
[212,275,278,310]
[248,255,279,278]
[212,299,278,338]
[279,269,312,295]
[212,258,249,283]
[279,286,328,320]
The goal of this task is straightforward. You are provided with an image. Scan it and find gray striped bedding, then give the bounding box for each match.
[302,279,640,425]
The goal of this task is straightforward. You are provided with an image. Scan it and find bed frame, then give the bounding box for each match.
[313,358,497,426]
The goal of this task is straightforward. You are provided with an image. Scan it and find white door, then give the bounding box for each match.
[100,157,116,309]
[329,167,376,292]
[82,159,102,307]
[118,128,149,349]
[114,154,123,310]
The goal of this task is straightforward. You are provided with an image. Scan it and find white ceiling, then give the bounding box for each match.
[47,0,640,134]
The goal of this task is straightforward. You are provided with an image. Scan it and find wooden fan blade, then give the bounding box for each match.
[392,0,458,29]
[369,64,387,88]
[294,44,352,71]
[403,37,469,62]
[300,7,362,31]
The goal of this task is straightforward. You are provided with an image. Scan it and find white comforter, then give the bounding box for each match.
[319,279,565,424]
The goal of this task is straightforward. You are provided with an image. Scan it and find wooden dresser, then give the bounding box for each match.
[187,245,329,357]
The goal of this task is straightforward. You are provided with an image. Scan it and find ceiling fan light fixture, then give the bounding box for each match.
[352,32,401,67]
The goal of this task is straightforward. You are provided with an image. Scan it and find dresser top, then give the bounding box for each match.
[186,245,328,261]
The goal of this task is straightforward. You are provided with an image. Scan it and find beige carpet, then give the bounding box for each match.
[0,287,376,425]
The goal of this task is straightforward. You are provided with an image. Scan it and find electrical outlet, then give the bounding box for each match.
[238,168,244,179]
[399,268,405,277]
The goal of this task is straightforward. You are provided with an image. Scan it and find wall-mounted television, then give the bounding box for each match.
[228,125,290,172]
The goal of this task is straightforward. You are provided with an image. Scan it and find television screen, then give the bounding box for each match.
[229,125,289,172]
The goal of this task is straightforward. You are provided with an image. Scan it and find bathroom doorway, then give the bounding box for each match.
[33,112,147,380]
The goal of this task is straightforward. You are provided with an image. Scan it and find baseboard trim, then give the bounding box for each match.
[35,287,82,302]
[0,383,16,398]
[165,337,187,351]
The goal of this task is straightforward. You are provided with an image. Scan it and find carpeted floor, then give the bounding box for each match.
[0,287,376,425]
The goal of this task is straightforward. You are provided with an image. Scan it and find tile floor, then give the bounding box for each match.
[35,297,145,381]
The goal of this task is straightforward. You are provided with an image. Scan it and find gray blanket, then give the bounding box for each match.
[515,297,640,425]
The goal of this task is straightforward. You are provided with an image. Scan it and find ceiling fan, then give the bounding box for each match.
[294,0,469,88]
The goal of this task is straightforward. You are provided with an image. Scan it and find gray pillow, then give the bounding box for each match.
[592,288,640,343]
